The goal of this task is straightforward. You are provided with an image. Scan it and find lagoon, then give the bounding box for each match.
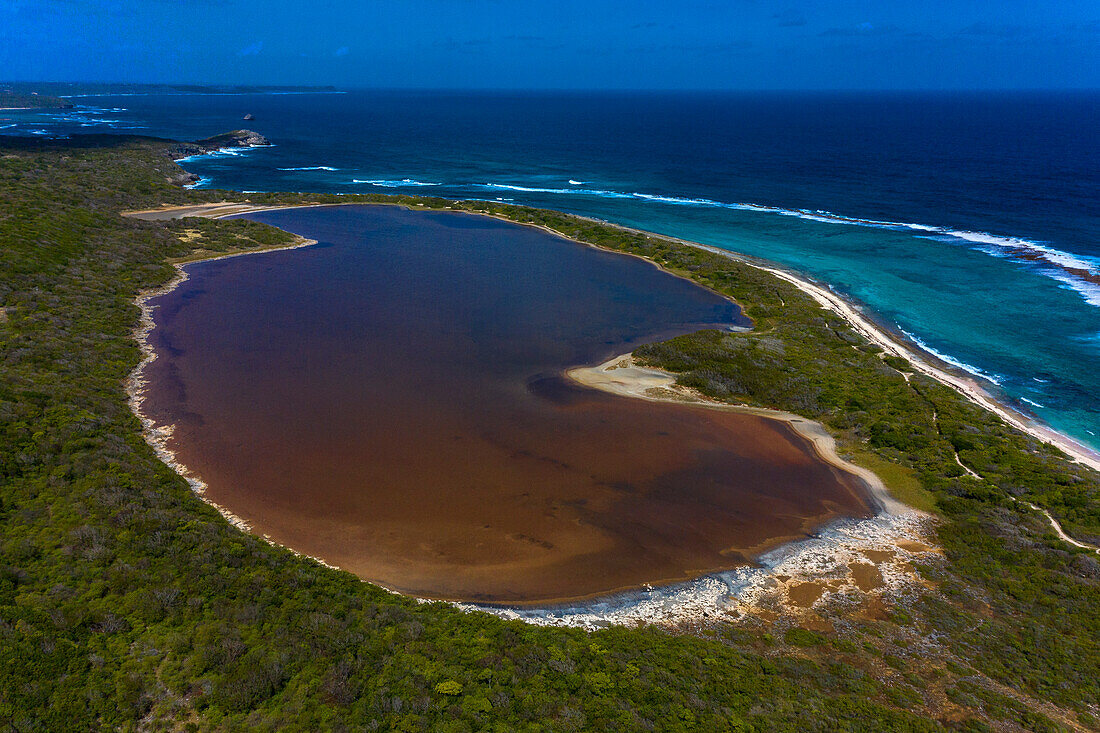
[141,204,872,603]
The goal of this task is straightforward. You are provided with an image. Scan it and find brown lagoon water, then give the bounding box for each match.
[142,205,872,604]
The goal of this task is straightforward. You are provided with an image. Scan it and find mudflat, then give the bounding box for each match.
[140,205,872,604]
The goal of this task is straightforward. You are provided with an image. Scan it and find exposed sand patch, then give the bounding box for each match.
[448,352,942,627]
[123,203,296,220]
[849,562,884,592]
[788,582,827,608]
[176,228,203,244]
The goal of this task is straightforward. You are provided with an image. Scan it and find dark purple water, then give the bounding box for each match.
[142,204,871,603]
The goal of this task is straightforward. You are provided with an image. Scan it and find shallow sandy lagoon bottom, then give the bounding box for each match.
[142,205,872,604]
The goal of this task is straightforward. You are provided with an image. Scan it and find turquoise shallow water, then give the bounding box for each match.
[8,90,1098,447]
[534,198,1100,446]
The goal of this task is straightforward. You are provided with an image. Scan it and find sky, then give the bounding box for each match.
[3,0,1098,90]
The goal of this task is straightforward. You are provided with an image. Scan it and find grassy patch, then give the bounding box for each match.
[845,447,937,512]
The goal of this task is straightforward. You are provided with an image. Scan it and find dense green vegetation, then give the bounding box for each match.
[0,91,72,109]
[1,134,1098,730]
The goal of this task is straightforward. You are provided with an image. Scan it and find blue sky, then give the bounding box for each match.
[3,0,1098,89]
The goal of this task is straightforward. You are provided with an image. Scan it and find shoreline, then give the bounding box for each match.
[127,200,1100,473]
[468,510,939,629]
[123,228,449,601]
[126,234,326,550]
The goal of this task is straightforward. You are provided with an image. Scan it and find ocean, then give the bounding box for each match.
[6,89,1099,449]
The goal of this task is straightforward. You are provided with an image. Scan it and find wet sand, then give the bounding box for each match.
[138,204,874,604]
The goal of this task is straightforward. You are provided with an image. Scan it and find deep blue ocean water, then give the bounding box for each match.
[6,90,1099,449]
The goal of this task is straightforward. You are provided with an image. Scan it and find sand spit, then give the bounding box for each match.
[569,354,908,517]
[122,202,346,221]
[528,213,1100,474]
[447,353,936,629]
[473,206,1100,474]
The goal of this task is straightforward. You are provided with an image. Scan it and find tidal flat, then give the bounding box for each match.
[139,204,873,603]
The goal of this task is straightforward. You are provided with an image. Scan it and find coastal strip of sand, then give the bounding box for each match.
[741,256,1100,473]
[552,216,1100,475]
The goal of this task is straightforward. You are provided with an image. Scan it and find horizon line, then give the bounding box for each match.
[5,80,1100,94]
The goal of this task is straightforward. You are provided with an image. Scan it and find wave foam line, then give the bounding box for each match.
[278,165,339,171]
[899,329,1003,386]
[351,178,440,187]
[468,181,1100,309]
[175,144,273,164]
[479,182,633,198]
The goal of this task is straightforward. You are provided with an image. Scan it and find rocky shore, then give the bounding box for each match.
[166,129,271,160]
[162,130,271,186]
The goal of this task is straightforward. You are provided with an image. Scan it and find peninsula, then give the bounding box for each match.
[3,132,1098,731]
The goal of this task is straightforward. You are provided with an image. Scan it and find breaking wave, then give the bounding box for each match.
[467,180,1100,309]
[899,329,1003,386]
[351,178,440,187]
[175,145,273,164]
